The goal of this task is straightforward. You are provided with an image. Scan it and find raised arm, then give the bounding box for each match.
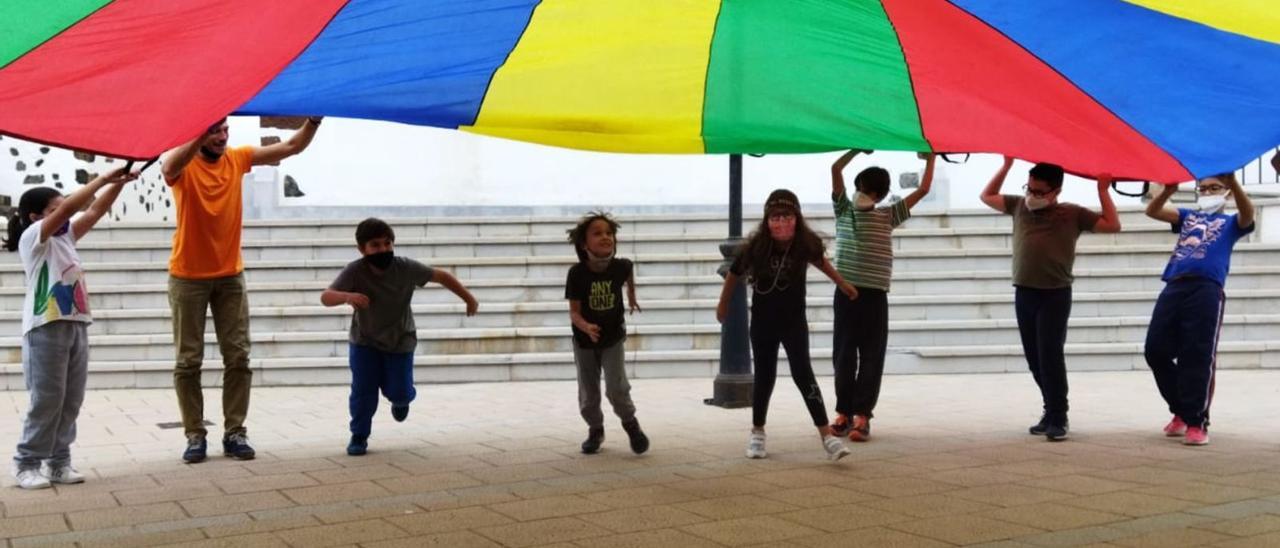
[44,167,134,242]
[432,269,479,316]
[980,156,1014,212]
[903,153,936,210]
[1091,173,1121,233]
[251,117,322,166]
[161,133,209,182]
[1226,175,1255,229]
[71,168,136,240]
[1144,183,1181,224]
[830,149,863,198]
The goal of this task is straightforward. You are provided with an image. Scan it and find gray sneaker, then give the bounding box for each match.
[745,430,767,459]
[40,462,85,484]
[13,467,50,490]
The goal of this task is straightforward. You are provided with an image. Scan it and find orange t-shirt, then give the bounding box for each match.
[166,147,253,279]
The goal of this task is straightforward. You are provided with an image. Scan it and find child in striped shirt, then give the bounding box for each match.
[829,151,935,441]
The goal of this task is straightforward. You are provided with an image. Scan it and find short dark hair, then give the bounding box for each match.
[854,167,890,200]
[567,211,620,263]
[1029,163,1065,190]
[355,217,395,247]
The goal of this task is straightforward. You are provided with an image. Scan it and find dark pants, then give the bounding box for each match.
[348,343,417,438]
[1014,286,1073,425]
[751,313,829,428]
[1144,278,1224,428]
[832,287,889,418]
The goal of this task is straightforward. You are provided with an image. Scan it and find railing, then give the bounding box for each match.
[1239,147,1280,185]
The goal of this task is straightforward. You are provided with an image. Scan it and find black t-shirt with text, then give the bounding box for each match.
[565,258,633,349]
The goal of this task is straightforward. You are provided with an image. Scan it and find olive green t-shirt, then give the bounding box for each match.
[1003,195,1100,289]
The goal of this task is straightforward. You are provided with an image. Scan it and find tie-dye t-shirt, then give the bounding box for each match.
[19,219,91,335]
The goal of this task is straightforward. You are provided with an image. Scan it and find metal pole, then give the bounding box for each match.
[707,154,753,408]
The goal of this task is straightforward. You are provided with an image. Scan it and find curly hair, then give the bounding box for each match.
[567,210,621,263]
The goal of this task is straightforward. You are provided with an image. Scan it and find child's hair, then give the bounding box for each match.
[1029,163,1065,190]
[355,217,395,247]
[1199,172,1237,188]
[4,186,62,252]
[739,189,825,278]
[854,166,891,201]
[567,210,620,263]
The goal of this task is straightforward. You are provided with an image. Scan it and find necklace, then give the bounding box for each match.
[752,239,792,295]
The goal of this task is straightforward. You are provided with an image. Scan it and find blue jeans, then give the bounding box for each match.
[348,344,416,438]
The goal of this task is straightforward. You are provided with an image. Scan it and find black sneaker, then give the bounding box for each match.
[182,436,207,463]
[1029,414,1049,436]
[347,435,368,456]
[1046,423,1070,442]
[581,428,605,454]
[222,432,256,460]
[391,404,409,422]
[622,419,650,455]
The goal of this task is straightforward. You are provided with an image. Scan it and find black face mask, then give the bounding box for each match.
[365,250,394,270]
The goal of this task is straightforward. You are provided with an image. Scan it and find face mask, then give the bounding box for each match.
[1025,196,1051,211]
[1197,194,1227,214]
[365,250,394,270]
[586,248,613,270]
[854,191,876,211]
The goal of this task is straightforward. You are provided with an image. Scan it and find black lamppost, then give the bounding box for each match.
[707,153,752,407]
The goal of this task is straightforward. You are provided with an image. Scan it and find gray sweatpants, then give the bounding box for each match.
[14,321,89,469]
[574,341,636,429]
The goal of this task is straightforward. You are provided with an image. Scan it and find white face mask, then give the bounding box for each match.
[1197,194,1227,214]
[1025,196,1051,211]
[854,191,876,211]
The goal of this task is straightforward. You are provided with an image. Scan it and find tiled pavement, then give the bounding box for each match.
[2,370,1280,547]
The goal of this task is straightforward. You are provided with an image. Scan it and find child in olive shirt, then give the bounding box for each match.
[322,218,478,456]
[566,212,649,455]
[980,157,1120,441]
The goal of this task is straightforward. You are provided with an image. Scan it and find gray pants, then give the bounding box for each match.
[574,341,636,429]
[14,321,89,469]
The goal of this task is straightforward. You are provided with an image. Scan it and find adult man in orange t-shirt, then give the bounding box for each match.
[161,116,320,463]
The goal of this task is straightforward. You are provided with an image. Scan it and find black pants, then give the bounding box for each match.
[832,287,889,418]
[1144,278,1224,428]
[751,313,829,428]
[1014,286,1073,425]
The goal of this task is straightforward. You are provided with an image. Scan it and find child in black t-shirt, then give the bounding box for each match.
[716,189,856,461]
[565,211,648,455]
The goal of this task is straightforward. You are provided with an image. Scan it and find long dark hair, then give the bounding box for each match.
[738,189,824,277]
[567,210,620,263]
[4,186,62,252]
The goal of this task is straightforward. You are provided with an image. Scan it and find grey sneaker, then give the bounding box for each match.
[745,430,767,459]
[40,462,85,484]
[823,435,851,461]
[14,467,51,490]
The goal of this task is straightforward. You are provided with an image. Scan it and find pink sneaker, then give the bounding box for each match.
[1163,416,1187,437]
[1183,426,1209,446]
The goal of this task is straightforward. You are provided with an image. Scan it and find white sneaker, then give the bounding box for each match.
[41,462,85,484]
[745,430,767,459]
[823,435,851,461]
[14,468,51,490]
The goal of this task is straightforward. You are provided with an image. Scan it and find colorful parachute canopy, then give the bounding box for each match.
[1,1,1278,183]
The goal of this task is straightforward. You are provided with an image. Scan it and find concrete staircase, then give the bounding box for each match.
[1,206,1277,388]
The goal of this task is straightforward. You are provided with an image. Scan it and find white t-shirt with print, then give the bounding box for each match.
[19,219,92,335]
